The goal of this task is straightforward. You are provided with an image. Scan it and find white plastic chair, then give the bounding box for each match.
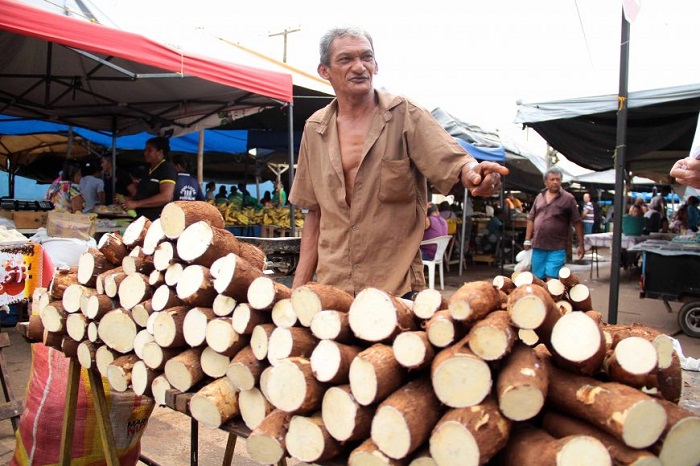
[420,235,453,290]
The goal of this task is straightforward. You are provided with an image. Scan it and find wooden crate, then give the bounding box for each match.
[12,211,48,229]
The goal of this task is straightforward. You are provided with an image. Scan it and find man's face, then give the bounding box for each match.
[584,193,590,202]
[545,173,562,193]
[318,35,377,97]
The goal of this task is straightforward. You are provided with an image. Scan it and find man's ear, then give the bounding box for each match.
[374,61,379,74]
[318,64,330,81]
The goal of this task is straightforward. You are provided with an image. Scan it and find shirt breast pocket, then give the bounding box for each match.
[378,158,414,203]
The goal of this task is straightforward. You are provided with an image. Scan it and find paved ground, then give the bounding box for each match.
[1,250,699,465]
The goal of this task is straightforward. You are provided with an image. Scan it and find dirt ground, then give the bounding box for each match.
[0,253,699,465]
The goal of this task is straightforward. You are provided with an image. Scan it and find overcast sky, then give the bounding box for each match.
[19,0,700,163]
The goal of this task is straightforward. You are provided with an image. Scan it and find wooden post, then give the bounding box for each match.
[87,367,120,465]
[58,358,80,466]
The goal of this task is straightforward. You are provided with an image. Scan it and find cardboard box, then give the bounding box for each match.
[12,211,48,229]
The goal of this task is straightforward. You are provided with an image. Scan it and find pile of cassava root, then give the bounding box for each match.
[29,200,699,466]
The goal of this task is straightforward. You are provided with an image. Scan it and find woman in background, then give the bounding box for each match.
[123,137,176,221]
[45,161,84,213]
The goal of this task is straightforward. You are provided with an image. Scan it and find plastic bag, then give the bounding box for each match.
[514,249,532,272]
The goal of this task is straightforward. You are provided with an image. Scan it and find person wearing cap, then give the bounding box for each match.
[123,137,176,220]
[79,159,105,213]
[288,27,508,298]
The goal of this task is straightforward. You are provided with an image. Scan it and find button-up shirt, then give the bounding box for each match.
[289,91,474,296]
[528,188,581,251]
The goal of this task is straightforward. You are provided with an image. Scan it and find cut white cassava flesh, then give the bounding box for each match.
[238,387,272,430]
[141,217,164,255]
[103,271,127,298]
[189,377,239,429]
[392,331,435,370]
[153,241,176,272]
[448,280,502,323]
[177,221,238,268]
[507,284,559,331]
[467,310,516,361]
[175,265,217,307]
[569,283,593,311]
[250,323,275,361]
[310,310,353,343]
[211,253,262,302]
[183,306,216,347]
[349,343,405,407]
[231,302,269,335]
[412,288,447,319]
[492,275,516,294]
[265,357,324,414]
[322,385,374,443]
[148,269,164,288]
[151,284,183,312]
[431,338,492,408]
[133,328,155,360]
[212,294,237,317]
[98,308,137,353]
[371,378,442,460]
[349,288,417,342]
[541,411,662,466]
[152,305,189,348]
[496,343,548,421]
[550,311,606,375]
[200,346,231,378]
[151,374,171,406]
[81,294,115,320]
[604,336,658,387]
[247,276,292,310]
[122,216,150,248]
[500,426,611,466]
[429,397,512,466]
[226,346,267,391]
[655,398,700,466]
[545,362,667,449]
[164,262,183,287]
[310,339,361,384]
[348,439,404,466]
[286,414,342,463]
[131,300,154,328]
[106,354,138,392]
[62,283,88,313]
[87,321,99,343]
[205,318,247,356]
[160,200,224,240]
[290,282,354,327]
[77,248,112,287]
[131,360,158,397]
[40,302,66,333]
[425,310,463,348]
[118,273,151,310]
[142,341,181,371]
[267,326,317,366]
[271,298,297,328]
[95,345,117,377]
[164,347,205,392]
[76,341,97,369]
[247,409,291,465]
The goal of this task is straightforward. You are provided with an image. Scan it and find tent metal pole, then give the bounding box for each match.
[111,117,117,202]
[288,103,296,236]
[197,130,204,186]
[608,9,631,324]
[459,188,468,275]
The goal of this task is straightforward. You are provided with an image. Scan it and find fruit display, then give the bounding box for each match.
[211,202,304,229]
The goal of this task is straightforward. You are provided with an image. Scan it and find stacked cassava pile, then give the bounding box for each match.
[29,200,700,466]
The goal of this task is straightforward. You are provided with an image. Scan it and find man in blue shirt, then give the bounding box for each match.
[172,154,204,202]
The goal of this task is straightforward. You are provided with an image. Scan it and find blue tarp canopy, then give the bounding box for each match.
[454,138,505,163]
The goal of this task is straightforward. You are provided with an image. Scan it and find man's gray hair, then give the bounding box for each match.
[319,27,374,66]
[544,166,564,181]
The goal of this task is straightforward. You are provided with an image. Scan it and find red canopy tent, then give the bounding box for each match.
[0,0,293,135]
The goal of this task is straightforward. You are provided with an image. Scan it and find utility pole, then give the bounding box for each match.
[269,27,300,63]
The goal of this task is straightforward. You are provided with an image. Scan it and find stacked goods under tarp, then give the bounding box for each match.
[26,201,700,465]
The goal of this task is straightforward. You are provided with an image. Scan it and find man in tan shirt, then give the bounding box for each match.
[289,27,508,297]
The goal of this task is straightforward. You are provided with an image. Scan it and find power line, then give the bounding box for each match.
[573,0,594,67]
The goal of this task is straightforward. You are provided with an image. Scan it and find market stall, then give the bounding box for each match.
[12,200,700,466]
